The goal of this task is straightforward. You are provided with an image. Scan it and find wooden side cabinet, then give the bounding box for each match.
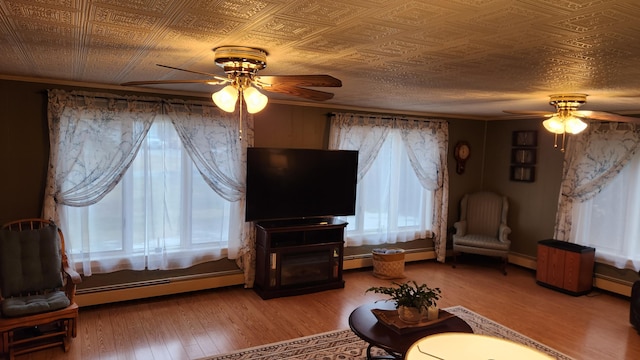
[536,239,595,296]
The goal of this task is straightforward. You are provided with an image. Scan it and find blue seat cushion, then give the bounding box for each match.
[1,290,70,317]
[0,224,63,298]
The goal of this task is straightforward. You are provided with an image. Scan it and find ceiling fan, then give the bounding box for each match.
[121,46,342,114]
[504,93,640,150]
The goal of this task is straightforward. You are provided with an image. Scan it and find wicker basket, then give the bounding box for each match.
[372,249,406,279]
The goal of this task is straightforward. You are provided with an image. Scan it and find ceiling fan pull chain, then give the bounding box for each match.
[238,88,244,141]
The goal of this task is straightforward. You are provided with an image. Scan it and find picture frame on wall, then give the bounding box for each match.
[510,165,535,182]
[511,148,536,165]
[512,131,537,147]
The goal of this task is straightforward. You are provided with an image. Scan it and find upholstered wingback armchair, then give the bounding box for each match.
[452,192,511,274]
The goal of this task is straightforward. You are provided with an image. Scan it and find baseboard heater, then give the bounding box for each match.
[75,270,244,307]
[75,252,633,307]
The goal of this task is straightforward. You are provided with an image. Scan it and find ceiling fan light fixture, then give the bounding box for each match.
[564,116,587,134]
[212,85,238,112]
[543,116,565,134]
[243,86,268,114]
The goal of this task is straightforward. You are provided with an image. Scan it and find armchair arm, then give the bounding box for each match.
[63,264,82,304]
[498,224,511,242]
[453,220,467,237]
[63,265,82,285]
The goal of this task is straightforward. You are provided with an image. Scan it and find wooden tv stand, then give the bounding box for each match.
[253,218,347,299]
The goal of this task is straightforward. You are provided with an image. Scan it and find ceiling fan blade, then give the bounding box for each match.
[121,79,226,86]
[155,64,229,82]
[262,84,335,101]
[503,110,555,116]
[575,111,640,124]
[255,75,342,88]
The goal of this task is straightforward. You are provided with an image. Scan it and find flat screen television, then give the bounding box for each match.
[245,147,358,222]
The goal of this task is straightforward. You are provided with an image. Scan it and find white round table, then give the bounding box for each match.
[405,333,554,360]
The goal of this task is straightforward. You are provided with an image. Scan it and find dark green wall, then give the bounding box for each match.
[483,120,565,256]
[0,81,49,222]
[4,78,635,286]
[0,78,558,260]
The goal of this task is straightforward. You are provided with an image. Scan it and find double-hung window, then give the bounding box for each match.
[62,116,233,275]
[570,149,640,271]
[330,113,447,254]
[46,91,248,277]
[342,130,433,246]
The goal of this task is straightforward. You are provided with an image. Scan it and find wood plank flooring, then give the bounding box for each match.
[18,259,640,360]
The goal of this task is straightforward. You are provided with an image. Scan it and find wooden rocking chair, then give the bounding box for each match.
[0,219,81,359]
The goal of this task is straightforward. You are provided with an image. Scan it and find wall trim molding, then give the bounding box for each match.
[76,250,630,306]
[508,252,632,297]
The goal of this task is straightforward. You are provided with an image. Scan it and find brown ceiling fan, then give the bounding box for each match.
[121,46,342,113]
[504,93,640,150]
[504,94,640,126]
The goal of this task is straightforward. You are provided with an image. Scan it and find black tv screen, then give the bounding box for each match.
[245,147,358,222]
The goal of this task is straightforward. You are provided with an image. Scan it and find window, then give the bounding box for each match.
[570,150,640,270]
[62,117,232,275]
[340,130,434,246]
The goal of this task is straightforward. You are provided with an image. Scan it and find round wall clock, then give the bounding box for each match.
[454,141,470,174]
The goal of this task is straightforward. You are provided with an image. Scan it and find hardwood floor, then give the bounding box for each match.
[19,259,640,360]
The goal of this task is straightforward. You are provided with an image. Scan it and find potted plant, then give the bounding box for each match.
[366,280,442,323]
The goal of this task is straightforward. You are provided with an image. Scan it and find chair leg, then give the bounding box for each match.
[452,252,457,268]
[2,331,8,356]
[501,256,508,275]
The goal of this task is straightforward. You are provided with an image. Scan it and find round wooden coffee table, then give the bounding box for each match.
[348,302,473,360]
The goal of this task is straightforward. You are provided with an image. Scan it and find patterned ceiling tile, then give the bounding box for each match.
[374,1,456,26]
[279,0,370,25]
[293,36,358,55]
[171,13,244,36]
[467,5,550,30]
[3,1,74,23]
[94,0,172,13]
[193,0,278,20]
[1,0,640,116]
[336,50,386,66]
[360,39,428,58]
[232,31,294,52]
[90,22,149,43]
[325,21,408,44]
[250,16,325,39]
[92,6,159,28]
[10,16,73,36]
[554,12,622,33]
[533,0,611,12]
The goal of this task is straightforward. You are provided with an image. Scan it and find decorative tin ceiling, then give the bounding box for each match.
[1,0,640,118]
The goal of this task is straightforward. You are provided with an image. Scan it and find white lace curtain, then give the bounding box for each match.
[44,90,158,219]
[164,101,256,285]
[44,90,255,284]
[554,123,640,240]
[329,112,449,262]
[164,100,252,261]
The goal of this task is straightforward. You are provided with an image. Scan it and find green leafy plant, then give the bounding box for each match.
[366,280,441,310]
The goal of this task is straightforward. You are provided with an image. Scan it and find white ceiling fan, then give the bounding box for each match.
[504,94,640,150]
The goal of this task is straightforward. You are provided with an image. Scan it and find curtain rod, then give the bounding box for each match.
[327,112,448,122]
[49,89,216,107]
